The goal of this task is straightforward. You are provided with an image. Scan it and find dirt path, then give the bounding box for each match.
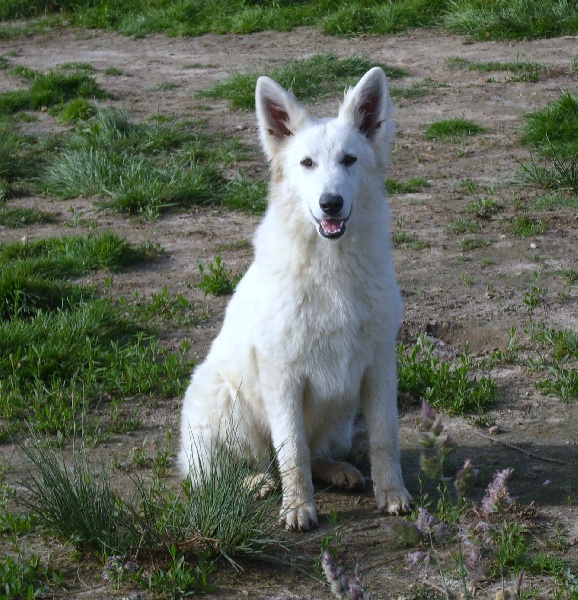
[1,27,577,599]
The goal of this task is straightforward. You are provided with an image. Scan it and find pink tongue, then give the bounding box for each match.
[321,220,343,234]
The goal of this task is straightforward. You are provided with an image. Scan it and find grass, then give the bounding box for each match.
[425,118,486,140]
[522,93,578,157]
[0,231,195,440]
[0,206,57,227]
[1,0,577,40]
[509,214,546,237]
[519,93,578,193]
[446,56,543,82]
[391,78,449,100]
[18,428,285,588]
[0,122,54,199]
[0,68,107,115]
[444,0,578,41]
[198,53,409,110]
[21,442,140,556]
[42,107,262,218]
[398,335,497,414]
[531,324,578,402]
[386,177,430,194]
[466,197,501,219]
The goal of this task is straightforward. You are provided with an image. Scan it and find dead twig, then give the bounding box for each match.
[475,430,567,465]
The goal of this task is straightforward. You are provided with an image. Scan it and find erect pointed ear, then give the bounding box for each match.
[255,76,310,160]
[338,67,393,142]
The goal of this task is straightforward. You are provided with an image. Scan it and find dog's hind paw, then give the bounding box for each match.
[376,487,411,515]
[281,501,318,532]
[311,458,366,491]
[244,473,278,499]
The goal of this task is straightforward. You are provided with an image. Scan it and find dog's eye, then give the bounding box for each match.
[342,154,357,167]
[300,157,314,168]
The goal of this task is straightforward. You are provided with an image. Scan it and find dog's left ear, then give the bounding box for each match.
[339,67,394,152]
[255,76,309,161]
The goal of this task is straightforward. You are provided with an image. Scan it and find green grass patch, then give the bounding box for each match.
[447,218,481,234]
[425,118,486,140]
[520,93,578,193]
[522,93,578,158]
[55,97,97,122]
[386,177,430,194]
[533,192,578,210]
[0,68,107,115]
[19,429,284,574]
[0,206,57,228]
[0,232,195,440]
[446,56,543,81]
[199,53,408,110]
[1,0,576,40]
[509,214,546,237]
[391,78,448,100]
[398,335,498,414]
[0,123,53,199]
[466,197,501,219]
[458,238,490,252]
[42,107,264,217]
[444,0,578,40]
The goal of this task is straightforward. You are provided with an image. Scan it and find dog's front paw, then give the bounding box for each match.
[280,500,318,532]
[376,487,411,515]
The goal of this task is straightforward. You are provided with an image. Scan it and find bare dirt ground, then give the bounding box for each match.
[1,26,577,599]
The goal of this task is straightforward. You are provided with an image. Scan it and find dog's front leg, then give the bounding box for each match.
[361,343,411,515]
[263,373,317,532]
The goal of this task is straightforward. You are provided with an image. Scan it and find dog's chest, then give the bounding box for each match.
[259,268,383,392]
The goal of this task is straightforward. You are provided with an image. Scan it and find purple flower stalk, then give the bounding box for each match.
[321,551,372,600]
[481,468,514,517]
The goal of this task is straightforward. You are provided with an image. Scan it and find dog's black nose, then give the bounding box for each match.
[319,194,344,216]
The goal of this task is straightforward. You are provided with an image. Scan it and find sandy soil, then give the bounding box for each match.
[1,26,577,599]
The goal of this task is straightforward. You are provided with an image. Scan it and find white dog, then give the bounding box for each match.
[179,67,410,531]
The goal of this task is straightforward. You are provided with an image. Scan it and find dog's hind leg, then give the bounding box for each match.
[311,457,365,491]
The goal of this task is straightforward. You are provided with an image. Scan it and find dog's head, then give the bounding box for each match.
[255,67,394,240]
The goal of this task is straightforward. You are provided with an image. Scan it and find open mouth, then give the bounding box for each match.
[315,217,349,240]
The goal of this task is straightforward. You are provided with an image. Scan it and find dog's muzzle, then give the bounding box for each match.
[316,194,349,239]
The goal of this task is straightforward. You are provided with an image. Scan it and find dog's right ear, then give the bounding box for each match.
[255,77,309,160]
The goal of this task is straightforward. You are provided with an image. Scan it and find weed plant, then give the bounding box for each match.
[198,256,240,296]
[394,402,541,599]
[0,553,64,600]
[530,324,578,402]
[397,335,497,414]
[127,286,207,328]
[509,214,545,237]
[198,53,408,110]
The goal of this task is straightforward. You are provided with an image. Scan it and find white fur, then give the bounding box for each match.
[179,67,410,531]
